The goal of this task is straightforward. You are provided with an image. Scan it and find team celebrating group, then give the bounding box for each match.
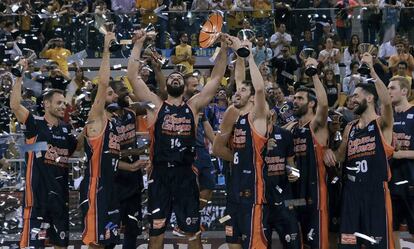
[9,26,414,249]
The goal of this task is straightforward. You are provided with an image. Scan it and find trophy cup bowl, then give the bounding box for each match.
[98,22,122,53]
[357,43,374,75]
[199,12,224,48]
[144,44,169,68]
[236,29,255,58]
[11,49,37,77]
[300,48,318,77]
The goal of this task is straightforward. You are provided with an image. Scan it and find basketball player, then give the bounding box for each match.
[324,53,394,249]
[11,60,78,249]
[285,58,330,249]
[108,80,149,249]
[79,32,131,249]
[264,109,301,249]
[212,41,269,249]
[127,30,228,249]
[387,76,414,249]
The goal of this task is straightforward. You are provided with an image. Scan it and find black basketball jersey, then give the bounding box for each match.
[344,118,394,187]
[292,121,327,210]
[22,113,77,210]
[264,125,295,204]
[149,101,196,166]
[228,113,267,204]
[84,117,120,182]
[390,106,414,193]
[115,108,143,199]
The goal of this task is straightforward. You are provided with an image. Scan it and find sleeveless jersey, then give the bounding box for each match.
[263,125,295,205]
[391,107,414,194]
[149,101,196,166]
[344,119,394,187]
[22,113,77,211]
[292,121,327,210]
[115,108,143,199]
[228,113,267,204]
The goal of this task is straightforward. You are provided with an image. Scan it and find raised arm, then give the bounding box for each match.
[189,40,228,112]
[127,30,163,108]
[364,53,393,143]
[308,59,329,131]
[10,61,29,123]
[212,105,239,162]
[235,55,245,88]
[87,33,113,120]
[246,41,267,136]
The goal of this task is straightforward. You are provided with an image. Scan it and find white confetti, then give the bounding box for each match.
[354,232,377,244]
[395,180,409,185]
[219,215,231,224]
[152,208,160,214]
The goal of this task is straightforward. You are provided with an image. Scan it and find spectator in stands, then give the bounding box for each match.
[270,44,298,96]
[317,22,339,51]
[272,85,296,126]
[252,33,273,66]
[65,67,89,105]
[111,0,136,12]
[379,34,400,60]
[335,0,360,44]
[388,39,414,76]
[251,0,272,35]
[40,38,71,76]
[171,32,196,74]
[380,0,404,43]
[360,0,381,44]
[0,71,12,133]
[296,29,317,63]
[395,61,413,87]
[49,66,70,91]
[318,37,342,81]
[138,0,158,26]
[337,95,357,123]
[343,34,361,76]
[343,61,365,95]
[270,23,292,58]
[322,68,341,109]
[206,86,228,131]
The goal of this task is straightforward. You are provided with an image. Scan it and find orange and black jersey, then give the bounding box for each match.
[263,125,295,204]
[22,113,77,210]
[292,121,327,211]
[114,108,143,199]
[390,106,414,192]
[344,118,394,186]
[149,101,196,166]
[228,113,267,204]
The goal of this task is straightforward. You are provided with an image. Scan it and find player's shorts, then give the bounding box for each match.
[148,164,200,236]
[297,202,329,249]
[120,192,142,237]
[20,174,70,248]
[79,177,120,246]
[225,202,270,249]
[267,204,301,249]
[339,182,393,249]
[193,158,216,191]
[391,185,414,234]
[20,206,69,248]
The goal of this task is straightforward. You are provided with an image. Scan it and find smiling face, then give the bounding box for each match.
[44,92,66,119]
[293,91,314,117]
[352,87,373,115]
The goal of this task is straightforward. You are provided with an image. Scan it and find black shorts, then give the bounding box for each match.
[339,182,393,249]
[148,165,200,236]
[120,192,142,237]
[391,186,414,234]
[79,177,120,246]
[297,204,329,249]
[267,204,301,249]
[20,206,69,248]
[225,202,270,249]
[20,176,69,248]
[193,159,216,191]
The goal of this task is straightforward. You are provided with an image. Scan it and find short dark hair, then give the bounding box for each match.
[43,89,64,102]
[355,83,378,103]
[296,87,318,112]
[184,74,197,85]
[350,61,360,71]
[398,61,408,68]
[241,80,255,96]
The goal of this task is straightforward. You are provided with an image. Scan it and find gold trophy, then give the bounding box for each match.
[97,21,122,53]
[357,43,375,75]
[236,29,255,58]
[143,44,169,67]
